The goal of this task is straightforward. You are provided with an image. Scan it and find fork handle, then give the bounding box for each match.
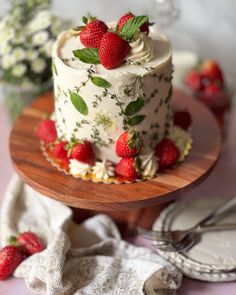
[197,196,236,227]
[196,223,236,233]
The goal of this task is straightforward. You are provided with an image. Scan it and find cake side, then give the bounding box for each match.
[53,29,173,164]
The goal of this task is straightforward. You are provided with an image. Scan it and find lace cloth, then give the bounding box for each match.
[0,174,182,295]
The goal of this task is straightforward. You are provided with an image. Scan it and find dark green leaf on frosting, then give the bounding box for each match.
[91,76,111,88]
[73,48,100,64]
[125,96,145,116]
[70,92,88,115]
[119,16,149,41]
[128,115,146,126]
[52,61,58,76]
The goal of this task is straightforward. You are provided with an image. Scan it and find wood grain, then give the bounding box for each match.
[9,90,221,211]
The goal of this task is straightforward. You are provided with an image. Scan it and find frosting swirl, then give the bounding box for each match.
[92,160,115,180]
[69,159,91,176]
[139,153,158,178]
[127,33,154,63]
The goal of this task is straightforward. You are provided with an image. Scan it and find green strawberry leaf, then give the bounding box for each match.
[73,48,100,64]
[70,92,88,115]
[91,76,111,88]
[125,96,145,116]
[119,16,149,41]
[52,61,58,76]
[82,16,88,25]
[128,115,146,126]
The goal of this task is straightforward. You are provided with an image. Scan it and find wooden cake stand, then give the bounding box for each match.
[9,90,221,228]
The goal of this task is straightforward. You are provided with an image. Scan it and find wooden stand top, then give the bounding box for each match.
[9,90,221,211]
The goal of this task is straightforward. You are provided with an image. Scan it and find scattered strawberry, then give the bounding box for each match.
[201,59,224,85]
[117,12,149,34]
[69,140,95,165]
[115,157,138,179]
[174,111,192,130]
[204,82,222,96]
[116,130,141,158]
[16,232,44,255]
[37,119,57,144]
[185,70,203,91]
[99,32,130,69]
[0,246,24,280]
[80,19,108,49]
[155,138,180,170]
[51,141,68,160]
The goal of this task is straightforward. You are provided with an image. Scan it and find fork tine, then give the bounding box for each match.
[137,227,173,242]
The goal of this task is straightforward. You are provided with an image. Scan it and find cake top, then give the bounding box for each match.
[55,12,171,76]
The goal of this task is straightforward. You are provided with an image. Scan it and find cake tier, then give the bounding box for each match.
[53,29,173,163]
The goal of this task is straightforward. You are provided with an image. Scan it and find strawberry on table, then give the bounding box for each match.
[0,246,24,280]
[115,157,139,180]
[201,59,224,85]
[68,139,95,165]
[16,232,44,255]
[185,70,203,91]
[99,32,130,69]
[37,119,57,144]
[204,82,222,96]
[117,12,149,34]
[116,130,141,158]
[174,111,192,130]
[80,19,108,49]
[155,138,180,170]
[51,141,68,160]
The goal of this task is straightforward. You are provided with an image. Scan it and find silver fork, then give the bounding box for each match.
[138,195,236,245]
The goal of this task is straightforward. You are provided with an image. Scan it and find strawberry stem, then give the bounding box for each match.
[9,236,20,247]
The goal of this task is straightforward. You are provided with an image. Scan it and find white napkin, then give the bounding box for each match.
[0,174,182,295]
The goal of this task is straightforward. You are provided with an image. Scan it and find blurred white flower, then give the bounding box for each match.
[32,31,49,46]
[12,48,26,62]
[12,33,25,45]
[51,18,62,36]
[0,43,11,56]
[26,49,38,61]
[1,55,15,69]
[31,58,46,73]
[0,28,15,43]
[41,40,54,57]
[26,10,52,34]
[12,64,27,77]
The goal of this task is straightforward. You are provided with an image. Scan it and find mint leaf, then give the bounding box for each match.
[73,48,100,64]
[119,16,149,41]
[82,16,88,24]
[128,115,146,126]
[125,96,145,116]
[91,76,111,88]
[70,92,88,115]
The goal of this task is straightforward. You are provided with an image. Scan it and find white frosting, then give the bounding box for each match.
[92,160,115,180]
[127,32,154,63]
[53,28,173,164]
[139,152,158,178]
[69,159,91,176]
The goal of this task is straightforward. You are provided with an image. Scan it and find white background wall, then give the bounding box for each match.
[1,0,236,76]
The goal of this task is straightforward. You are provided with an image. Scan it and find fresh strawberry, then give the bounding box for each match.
[16,232,44,255]
[116,130,141,158]
[0,246,24,280]
[51,141,68,160]
[201,60,224,85]
[115,157,138,179]
[80,19,108,49]
[155,138,180,170]
[117,12,149,34]
[70,140,95,165]
[203,82,221,96]
[37,119,57,144]
[99,32,130,69]
[185,70,203,91]
[174,111,192,130]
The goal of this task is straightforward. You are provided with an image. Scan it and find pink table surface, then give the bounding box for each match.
[1,97,236,295]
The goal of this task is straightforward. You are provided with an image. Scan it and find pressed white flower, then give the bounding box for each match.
[41,40,54,57]
[32,31,49,46]
[1,55,15,69]
[12,63,27,77]
[12,47,26,62]
[26,10,52,34]
[31,58,46,73]
[26,49,38,61]
[93,111,116,132]
[0,43,11,56]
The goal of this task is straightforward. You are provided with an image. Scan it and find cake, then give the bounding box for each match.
[37,13,192,183]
